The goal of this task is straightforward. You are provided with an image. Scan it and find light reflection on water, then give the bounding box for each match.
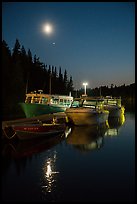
[39,113,126,198]
[41,151,59,194]
[2,112,135,202]
[66,113,125,152]
[105,113,125,137]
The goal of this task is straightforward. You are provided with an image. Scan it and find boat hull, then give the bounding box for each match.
[20,103,67,118]
[65,108,109,126]
[13,123,66,140]
[104,105,125,117]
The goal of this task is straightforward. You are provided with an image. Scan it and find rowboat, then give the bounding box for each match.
[3,122,66,140]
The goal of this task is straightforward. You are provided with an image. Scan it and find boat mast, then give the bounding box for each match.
[26,72,29,94]
[100,86,101,97]
[49,73,52,95]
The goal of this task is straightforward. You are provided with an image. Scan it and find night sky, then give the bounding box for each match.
[2,2,135,89]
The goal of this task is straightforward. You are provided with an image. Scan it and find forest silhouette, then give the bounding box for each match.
[2,39,135,118]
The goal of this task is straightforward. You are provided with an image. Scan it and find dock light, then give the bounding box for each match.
[83,82,88,96]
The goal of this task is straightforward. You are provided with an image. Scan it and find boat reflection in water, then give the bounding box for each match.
[66,113,125,152]
[2,131,65,159]
[105,113,125,137]
[66,123,108,152]
[41,150,59,195]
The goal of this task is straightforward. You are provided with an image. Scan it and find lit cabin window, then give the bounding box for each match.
[25,97,31,103]
[59,99,63,104]
[52,98,59,104]
[42,97,48,104]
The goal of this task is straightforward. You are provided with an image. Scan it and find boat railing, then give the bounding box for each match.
[104,97,121,107]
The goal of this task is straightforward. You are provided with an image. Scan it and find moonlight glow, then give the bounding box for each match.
[42,23,53,35]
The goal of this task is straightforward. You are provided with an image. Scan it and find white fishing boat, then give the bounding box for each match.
[103,96,125,117]
[65,107,109,126]
[79,96,125,118]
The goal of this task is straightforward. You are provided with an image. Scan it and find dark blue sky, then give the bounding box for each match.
[2,2,135,89]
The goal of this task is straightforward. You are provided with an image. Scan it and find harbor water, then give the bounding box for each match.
[1,110,135,202]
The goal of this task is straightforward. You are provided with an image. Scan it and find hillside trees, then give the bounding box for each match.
[2,39,74,117]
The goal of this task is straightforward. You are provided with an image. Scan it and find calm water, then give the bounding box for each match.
[1,111,135,202]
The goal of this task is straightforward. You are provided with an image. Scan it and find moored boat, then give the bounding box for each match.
[65,107,109,126]
[3,122,66,140]
[20,90,73,118]
[65,97,109,126]
[77,96,125,118]
[103,96,125,117]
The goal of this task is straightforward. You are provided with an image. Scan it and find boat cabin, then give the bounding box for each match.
[25,90,73,107]
[103,96,121,107]
[83,99,104,110]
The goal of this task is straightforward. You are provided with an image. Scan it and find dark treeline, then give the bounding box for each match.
[77,83,135,109]
[2,39,74,117]
[2,39,135,118]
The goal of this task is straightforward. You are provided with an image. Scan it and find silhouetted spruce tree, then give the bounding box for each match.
[51,65,55,93]
[58,66,64,94]
[25,49,33,93]
[42,64,48,93]
[31,55,45,91]
[20,46,29,86]
[2,40,12,115]
[11,39,25,102]
[67,75,74,95]
[53,66,58,93]
[63,69,68,94]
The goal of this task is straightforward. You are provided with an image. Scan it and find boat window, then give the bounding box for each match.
[25,97,31,103]
[59,99,63,104]
[108,100,117,105]
[42,97,48,104]
[32,96,40,103]
[72,101,79,107]
[52,98,59,104]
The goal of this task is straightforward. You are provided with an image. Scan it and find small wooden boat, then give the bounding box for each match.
[3,122,66,140]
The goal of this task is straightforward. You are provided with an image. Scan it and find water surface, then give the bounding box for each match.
[1,111,135,202]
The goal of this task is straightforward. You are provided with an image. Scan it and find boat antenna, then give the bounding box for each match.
[49,73,52,95]
[100,86,101,97]
[26,72,29,94]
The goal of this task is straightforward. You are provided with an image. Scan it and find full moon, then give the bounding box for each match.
[42,23,53,35]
